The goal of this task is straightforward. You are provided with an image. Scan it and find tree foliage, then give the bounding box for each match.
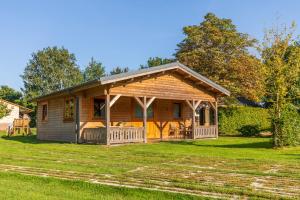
[110,66,129,75]
[140,57,175,69]
[175,13,265,101]
[21,47,83,99]
[0,85,22,103]
[262,23,300,147]
[83,57,105,81]
[0,102,10,119]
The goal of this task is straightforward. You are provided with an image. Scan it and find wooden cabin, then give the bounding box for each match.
[34,62,230,145]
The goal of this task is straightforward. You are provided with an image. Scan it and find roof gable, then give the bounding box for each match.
[100,62,230,96]
[110,71,216,101]
[34,62,230,101]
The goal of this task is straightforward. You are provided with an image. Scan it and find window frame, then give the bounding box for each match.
[172,102,182,120]
[92,97,106,120]
[41,102,48,122]
[63,97,75,122]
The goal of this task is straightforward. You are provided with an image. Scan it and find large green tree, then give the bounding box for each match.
[0,85,22,103]
[262,24,300,147]
[140,57,175,69]
[83,57,105,81]
[21,47,83,99]
[110,66,129,75]
[175,13,265,101]
[0,102,10,119]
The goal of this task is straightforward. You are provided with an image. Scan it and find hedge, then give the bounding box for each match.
[218,106,271,136]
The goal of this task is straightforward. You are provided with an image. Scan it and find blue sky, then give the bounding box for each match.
[1,0,300,90]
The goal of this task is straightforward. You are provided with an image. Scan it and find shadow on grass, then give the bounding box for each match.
[163,140,273,149]
[1,135,68,144]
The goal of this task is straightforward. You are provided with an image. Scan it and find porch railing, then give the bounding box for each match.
[194,126,217,139]
[82,127,106,144]
[109,126,144,144]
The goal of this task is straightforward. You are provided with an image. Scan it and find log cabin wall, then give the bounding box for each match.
[37,97,76,142]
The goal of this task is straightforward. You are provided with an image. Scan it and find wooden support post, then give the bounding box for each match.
[75,96,80,143]
[143,96,147,143]
[204,105,210,127]
[215,101,218,138]
[192,100,196,139]
[186,99,201,139]
[105,92,110,145]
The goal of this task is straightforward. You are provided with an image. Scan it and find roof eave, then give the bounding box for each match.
[32,79,101,102]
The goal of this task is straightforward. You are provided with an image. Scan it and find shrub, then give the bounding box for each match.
[238,125,260,137]
[219,106,270,136]
[279,104,300,146]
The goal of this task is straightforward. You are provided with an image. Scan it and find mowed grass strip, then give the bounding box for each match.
[0,172,204,200]
[0,131,299,199]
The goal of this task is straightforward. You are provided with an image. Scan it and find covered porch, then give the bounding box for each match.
[80,93,218,145]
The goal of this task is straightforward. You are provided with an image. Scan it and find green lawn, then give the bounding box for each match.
[0,172,200,200]
[0,131,299,199]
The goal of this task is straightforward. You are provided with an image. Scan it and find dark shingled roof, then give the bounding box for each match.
[34,62,230,101]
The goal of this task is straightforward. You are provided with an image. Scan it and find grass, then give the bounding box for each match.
[0,131,299,199]
[0,172,201,200]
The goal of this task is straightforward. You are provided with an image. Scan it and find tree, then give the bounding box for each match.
[140,57,175,69]
[262,23,300,147]
[286,42,300,106]
[0,102,10,119]
[83,57,105,81]
[21,46,83,99]
[0,85,23,103]
[110,66,129,75]
[175,13,265,101]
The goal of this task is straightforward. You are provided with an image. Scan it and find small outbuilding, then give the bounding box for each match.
[34,62,230,144]
[0,99,32,131]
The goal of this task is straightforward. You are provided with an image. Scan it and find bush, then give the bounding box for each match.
[238,125,260,137]
[279,104,300,146]
[219,106,270,136]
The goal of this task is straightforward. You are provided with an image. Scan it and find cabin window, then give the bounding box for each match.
[198,107,205,126]
[135,104,153,119]
[64,98,74,121]
[42,103,48,121]
[94,98,105,118]
[173,103,182,119]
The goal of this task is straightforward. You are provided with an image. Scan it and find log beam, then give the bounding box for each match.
[110,94,122,108]
[146,97,156,108]
[134,96,144,108]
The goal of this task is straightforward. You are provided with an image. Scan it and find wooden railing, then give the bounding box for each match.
[194,126,218,139]
[82,127,106,144]
[109,126,144,144]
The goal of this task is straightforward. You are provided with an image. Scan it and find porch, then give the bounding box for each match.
[79,94,218,145]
